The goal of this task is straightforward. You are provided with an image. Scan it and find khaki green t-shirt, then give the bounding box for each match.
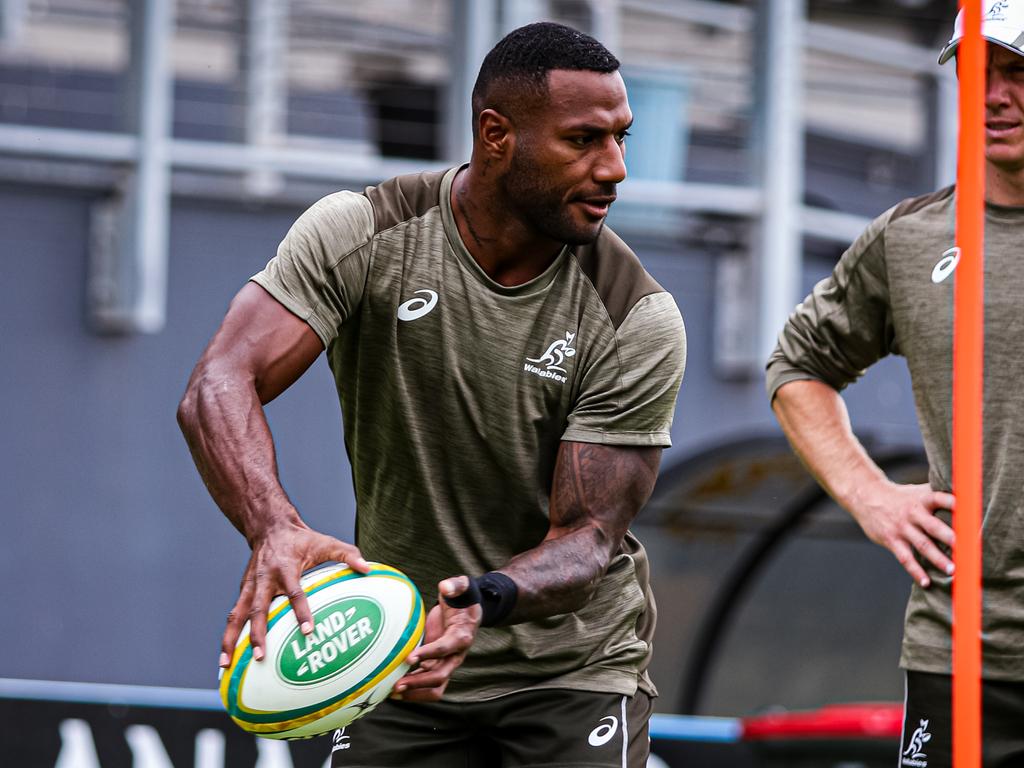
[252,167,686,701]
[766,185,1024,682]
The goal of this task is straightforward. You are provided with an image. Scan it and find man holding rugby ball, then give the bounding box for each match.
[179,21,685,767]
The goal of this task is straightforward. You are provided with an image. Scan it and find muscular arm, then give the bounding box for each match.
[177,282,368,664]
[177,282,321,535]
[499,440,661,622]
[772,378,955,587]
[396,440,660,700]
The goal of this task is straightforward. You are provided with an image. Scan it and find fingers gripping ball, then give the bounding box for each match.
[220,563,424,740]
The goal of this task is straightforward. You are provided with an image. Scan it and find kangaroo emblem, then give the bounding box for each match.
[331,728,351,752]
[528,332,577,373]
[903,718,931,760]
[987,1,1010,21]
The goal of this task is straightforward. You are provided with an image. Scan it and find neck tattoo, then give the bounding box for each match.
[456,184,493,250]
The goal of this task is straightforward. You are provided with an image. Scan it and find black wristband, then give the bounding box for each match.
[477,572,518,627]
[442,572,518,627]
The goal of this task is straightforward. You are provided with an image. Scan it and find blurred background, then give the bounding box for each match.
[0,0,961,765]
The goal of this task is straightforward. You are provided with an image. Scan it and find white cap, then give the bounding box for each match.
[938,0,1024,64]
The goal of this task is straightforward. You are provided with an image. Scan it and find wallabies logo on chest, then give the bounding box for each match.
[524,332,577,384]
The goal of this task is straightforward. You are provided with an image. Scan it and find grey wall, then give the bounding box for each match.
[0,182,921,694]
[0,187,355,688]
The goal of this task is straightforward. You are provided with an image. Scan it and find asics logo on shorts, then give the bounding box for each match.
[397,290,438,321]
[588,715,618,747]
[931,248,960,284]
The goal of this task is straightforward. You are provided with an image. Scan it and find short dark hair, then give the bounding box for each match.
[471,22,620,130]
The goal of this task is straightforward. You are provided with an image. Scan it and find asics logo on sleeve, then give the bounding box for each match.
[588,715,618,747]
[397,290,438,321]
[931,248,960,284]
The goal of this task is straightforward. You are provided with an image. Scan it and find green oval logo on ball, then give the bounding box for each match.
[277,597,384,685]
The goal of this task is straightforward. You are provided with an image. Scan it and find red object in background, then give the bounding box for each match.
[742,703,903,741]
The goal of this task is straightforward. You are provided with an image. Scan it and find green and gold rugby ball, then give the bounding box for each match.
[220,563,424,740]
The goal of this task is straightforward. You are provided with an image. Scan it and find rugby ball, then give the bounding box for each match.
[219,562,424,740]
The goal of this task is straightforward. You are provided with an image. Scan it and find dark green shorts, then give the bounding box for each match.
[328,688,654,768]
[901,670,1024,768]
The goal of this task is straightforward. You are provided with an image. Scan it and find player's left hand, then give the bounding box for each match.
[391,576,482,702]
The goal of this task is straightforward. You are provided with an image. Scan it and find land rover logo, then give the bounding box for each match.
[278,597,383,685]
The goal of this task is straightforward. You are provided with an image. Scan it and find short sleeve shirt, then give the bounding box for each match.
[252,167,686,700]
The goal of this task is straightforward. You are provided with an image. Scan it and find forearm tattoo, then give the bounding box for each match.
[499,442,660,622]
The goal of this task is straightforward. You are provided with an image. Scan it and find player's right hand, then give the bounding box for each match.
[219,520,370,668]
[848,480,955,588]
[391,576,482,702]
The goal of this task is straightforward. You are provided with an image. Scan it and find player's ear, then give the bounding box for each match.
[477,108,514,160]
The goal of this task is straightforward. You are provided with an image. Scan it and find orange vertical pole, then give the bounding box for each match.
[953,2,984,768]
